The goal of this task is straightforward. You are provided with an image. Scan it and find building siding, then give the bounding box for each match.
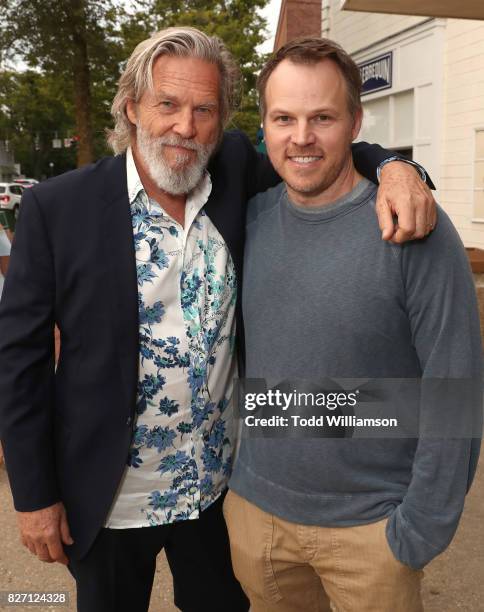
[324,4,428,54]
[441,19,484,247]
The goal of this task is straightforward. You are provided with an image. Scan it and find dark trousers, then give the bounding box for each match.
[68,493,249,612]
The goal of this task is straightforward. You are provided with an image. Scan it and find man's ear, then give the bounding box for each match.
[351,107,363,141]
[126,99,137,126]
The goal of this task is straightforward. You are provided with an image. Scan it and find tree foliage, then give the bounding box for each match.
[0,71,78,178]
[0,0,126,167]
[0,0,269,176]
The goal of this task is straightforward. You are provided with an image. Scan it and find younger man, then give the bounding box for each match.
[225,38,482,612]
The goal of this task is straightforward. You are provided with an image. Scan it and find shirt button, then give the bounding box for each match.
[126,416,132,426]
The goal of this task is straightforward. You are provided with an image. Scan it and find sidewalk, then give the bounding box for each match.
[1,452,483,611]
[0,465,175,612]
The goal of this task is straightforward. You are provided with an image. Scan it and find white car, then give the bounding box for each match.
[14,178,38,189]
[0,182,24,218]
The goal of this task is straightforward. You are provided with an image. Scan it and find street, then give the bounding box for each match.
[1,451,483,611]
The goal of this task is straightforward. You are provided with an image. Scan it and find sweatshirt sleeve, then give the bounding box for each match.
[386,206,482,569]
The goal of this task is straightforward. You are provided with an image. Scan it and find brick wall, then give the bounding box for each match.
[274,0,322,50]
[473,275,484,347]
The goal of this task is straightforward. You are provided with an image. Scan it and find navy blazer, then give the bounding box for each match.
[0,130,405,559]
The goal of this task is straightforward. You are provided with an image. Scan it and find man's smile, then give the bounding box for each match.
[288,155,323,164]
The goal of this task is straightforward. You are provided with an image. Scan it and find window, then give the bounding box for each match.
[359,97,389,144]
[393,91,414,144]
[358,89,414,150]
[474,130,484,218]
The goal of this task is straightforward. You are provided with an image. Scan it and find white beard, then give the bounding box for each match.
[136,126,216,195]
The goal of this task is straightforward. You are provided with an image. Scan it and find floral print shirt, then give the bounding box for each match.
[105,148,237,528]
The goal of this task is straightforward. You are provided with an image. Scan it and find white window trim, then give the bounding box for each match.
[472,127,484,222]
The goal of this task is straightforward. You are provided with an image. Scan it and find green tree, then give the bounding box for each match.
[0,71,78,178]
[0,0,270,174]
[0,0,125,166]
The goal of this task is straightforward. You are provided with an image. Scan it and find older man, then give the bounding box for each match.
[0,27,434,612]
[225,37,482,612]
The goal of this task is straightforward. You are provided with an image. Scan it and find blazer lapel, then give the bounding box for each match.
[100,154,139,414]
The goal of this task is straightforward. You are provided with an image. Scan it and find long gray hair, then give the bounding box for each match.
[107,26,242,154]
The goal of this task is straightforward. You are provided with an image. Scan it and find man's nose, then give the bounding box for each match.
[173,108,196,139]
[291,121,315,147]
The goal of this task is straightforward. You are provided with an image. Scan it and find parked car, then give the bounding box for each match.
[0,183,24,218]
[13,178,38,188]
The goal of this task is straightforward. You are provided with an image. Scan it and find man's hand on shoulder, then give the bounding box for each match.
[17,501,73,565]
[376,161,437,243]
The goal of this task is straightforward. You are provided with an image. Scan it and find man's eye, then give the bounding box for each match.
[276,116,291,123]
[316,114,331,122]
[160,100,174,109]
[196,107,211,114]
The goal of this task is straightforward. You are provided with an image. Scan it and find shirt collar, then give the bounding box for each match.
[126,146,145,205]
[126,146,212,219]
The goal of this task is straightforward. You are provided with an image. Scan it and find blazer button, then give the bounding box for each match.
[126,416,132,426]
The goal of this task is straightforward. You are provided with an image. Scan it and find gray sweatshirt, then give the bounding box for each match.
[229,178,482,570]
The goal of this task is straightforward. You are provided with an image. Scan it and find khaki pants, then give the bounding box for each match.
[223,490,424,612]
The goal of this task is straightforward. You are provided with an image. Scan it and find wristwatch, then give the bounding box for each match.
[376,155,427,184]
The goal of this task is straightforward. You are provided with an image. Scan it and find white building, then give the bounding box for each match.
[275,1,484,254]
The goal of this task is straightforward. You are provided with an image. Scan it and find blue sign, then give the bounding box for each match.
[358,52,393,96]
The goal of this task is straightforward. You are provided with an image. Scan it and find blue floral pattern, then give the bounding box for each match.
[104,151,237,528]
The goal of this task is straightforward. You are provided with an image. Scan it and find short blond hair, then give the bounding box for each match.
[107,27,242,154]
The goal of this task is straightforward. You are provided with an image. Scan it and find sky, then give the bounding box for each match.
[258,0,282,53]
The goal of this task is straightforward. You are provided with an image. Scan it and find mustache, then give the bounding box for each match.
[158,133,199,151]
